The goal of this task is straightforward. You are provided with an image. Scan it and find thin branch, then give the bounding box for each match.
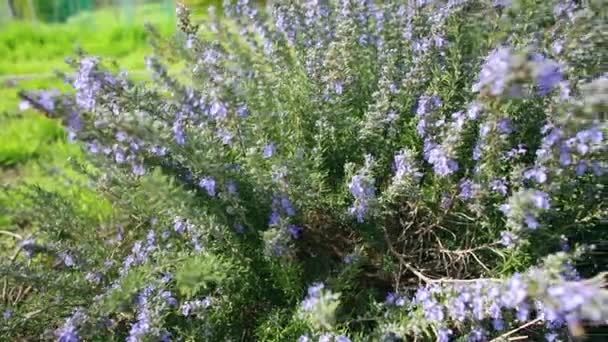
[0,230,22,239]
[17,91,58,118]
[488,318,542,342]
[470,251,493,273]
[382,226,501,285]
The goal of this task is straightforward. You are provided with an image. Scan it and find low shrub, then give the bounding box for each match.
[3,0,607,341]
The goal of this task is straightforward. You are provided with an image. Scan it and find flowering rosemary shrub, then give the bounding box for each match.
[2,0,607,341]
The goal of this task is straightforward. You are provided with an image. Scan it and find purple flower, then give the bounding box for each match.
[433,34,446,48]
[307,283,325,298]
[393,149,422,182]
[413,39,431,53]
[160,332,172,342]
[287,224,303,239]
[416,95,442,117]
[576,128,603,145]
[335,336,351,342]
[523,167,548,183]
[174,217,187,234]
[531,191,551,210]
[217,129,233,145]
[467,101,483,120]
[576,161,588,176]
[559,146,572,166]
[181,297,213,316]
[472,297,485,320]
[524,214,540,229]
[459,179,478,199]
[237,105,249,118]
[472,48,514,96]
[554,1,576,18]
[494,0,512,7]
[58,327,80,342]
[591,161,604,176]
[489,302,502,319]
[181,302,194,316]
[424,301,445,322]
[552,40,564,55]
[472,143,482,161]
[268,211,280,226]
[500,231,518,248]
[62,253,76,267]
[415,288,431,304]
[199,176,216,197]
[447,297,467,321]
[348,174,376,222]
[427,145,459,176]
[437,327,452,342]
[19,238,39,258]
[343,253,357,264]
[547,282,597,313]
[116,131,128,142]
[506,144,538,159]
[386,292,406,307]
[263,142,276,158]
[497,118,514,134]
[73,57,100,111]
[115,150,126,164]
[545,333,559,342]
[468,327,487,342]
[276,194,297,216]
[132,164,145,176]
[334,81,344,95]
[536,60,563,96]
[56,310,84,342]
[210,101,228,119]
[85,272,103,284]
[301,297,318,311]
[493,319,505,331]
[441,193,453,209]
[19,100,31,111]
[226,181,238,195]
[151,145,167,156]
[87,141,100,154]
[502,274,528,308]
[3,310,13,320]
[490,178,508,195]
[516,303,530,322]
[173,122,186,145]
[318,334,332,342]
[389,83,398,94]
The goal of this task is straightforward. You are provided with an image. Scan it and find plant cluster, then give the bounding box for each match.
[2,0,607,341]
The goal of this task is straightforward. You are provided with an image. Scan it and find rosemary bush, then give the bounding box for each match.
[2,0,607,341]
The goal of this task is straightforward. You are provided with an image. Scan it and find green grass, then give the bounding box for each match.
[0,2,178,213]
[0,2,216,235]
[0,3,176,75]
[0,112,65,166]
[0,76,70,167]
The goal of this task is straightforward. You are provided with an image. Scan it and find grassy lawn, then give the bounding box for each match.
[0,3,178,224]
[0,3,176,75]
[0,3,176,175]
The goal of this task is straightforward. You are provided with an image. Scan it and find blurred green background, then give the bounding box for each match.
[0,0,221,215]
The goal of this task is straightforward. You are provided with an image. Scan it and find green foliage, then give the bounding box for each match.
[0,3,175,75]
[0,112,65,166]
[175,253,228,298]
[31,0,92,23]
[1,1,607,341]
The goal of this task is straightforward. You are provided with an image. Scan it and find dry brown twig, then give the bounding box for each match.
[488,317,542,342]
